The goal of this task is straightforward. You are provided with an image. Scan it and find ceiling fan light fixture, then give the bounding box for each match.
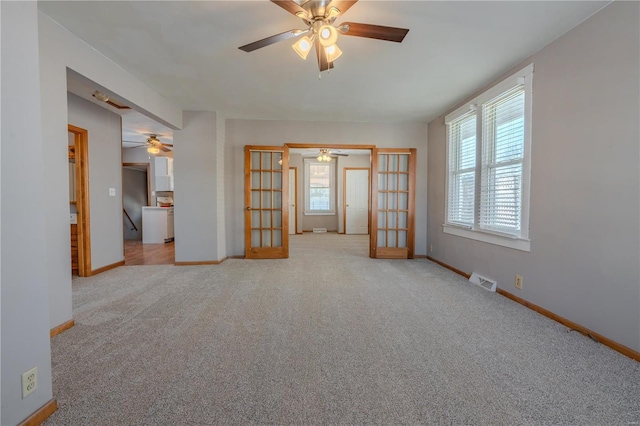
[326,6,341,19]
[147,146,160,155]
[292,36,313,60]
[318,24,338,47]
[295,11,309,20]
[324,44,343,62]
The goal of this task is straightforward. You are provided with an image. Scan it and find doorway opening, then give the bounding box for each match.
[288,144,373,259]
[68,124,91,276]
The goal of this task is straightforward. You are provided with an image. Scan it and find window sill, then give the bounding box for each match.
[442,224,530,252]
[304,212,336,216]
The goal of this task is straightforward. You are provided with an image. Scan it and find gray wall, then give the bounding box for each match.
[38,10,182,330]
[67,93,124,269]
[174,111,226,262]
[225,120,428,256]
[122,168,148,240]
[427,2,640,352]
[1,3,54,424]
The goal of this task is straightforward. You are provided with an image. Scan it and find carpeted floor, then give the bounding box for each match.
[46,233,640,425]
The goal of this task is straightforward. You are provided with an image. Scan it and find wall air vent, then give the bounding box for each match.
[469,272,497,292]
[312,228,327,233]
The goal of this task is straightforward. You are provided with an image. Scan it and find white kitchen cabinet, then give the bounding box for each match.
[142,207,174,244]
[155,157,173,176]
[154,157,174,191]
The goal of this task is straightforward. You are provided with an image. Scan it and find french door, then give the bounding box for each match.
[244,146,289,259]
[370,148,416,259]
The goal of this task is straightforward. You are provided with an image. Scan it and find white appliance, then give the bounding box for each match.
[142,206,174,244]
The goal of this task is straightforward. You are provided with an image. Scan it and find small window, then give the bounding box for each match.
[444,64,533,251]
[304,159,335,215]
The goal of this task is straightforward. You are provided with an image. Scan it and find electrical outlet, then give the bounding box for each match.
[515,274,523,290]
[429,244,433,253]
[108,188,116,196]
[22,367,37,398]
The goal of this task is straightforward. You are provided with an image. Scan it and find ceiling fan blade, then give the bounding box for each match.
[161,143,173,147]
[315,38,334,72]
[159,145,171,153]
[328,0,358,16]
[270,0,307,17]
[339,22,409,43]
[239,29,304,52]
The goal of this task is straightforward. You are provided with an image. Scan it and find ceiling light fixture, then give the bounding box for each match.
[317,149,333,162]
[318,24,338,47]
[292,21,343,68]
[292,35,313,60]
[324,44,343,62]
[147,146,160,155]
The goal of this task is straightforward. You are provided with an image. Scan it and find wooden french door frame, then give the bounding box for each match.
[343,167,371,235]
[68,124,92,276]
[370,148,417,259]
[244,146,289,259]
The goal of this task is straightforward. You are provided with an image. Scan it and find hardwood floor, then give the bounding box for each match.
[124,240,174,265]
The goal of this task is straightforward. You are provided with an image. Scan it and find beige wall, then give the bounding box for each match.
[427,2,640,351]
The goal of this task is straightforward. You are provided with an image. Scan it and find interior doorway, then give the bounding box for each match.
[68,125,91,276]
[122,162,150,241]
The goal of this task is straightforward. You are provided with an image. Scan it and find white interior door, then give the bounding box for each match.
[345,169,369,234]
[289,168,296,234]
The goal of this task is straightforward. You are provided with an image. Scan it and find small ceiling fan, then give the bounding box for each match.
[239,0,409,72]
[124,134,173,154]
[303,148,349,161]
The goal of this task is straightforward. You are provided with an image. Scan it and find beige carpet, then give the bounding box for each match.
[46,233,640,425]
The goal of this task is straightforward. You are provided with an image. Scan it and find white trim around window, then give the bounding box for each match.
[444,64,533,252]
[304,158,336,215]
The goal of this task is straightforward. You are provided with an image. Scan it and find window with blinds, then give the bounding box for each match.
[480,87,525,233]
[443,64,533,251]
[447,114,476,226]
[304,159,336,214]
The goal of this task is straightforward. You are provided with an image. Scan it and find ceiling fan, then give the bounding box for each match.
[303,148,349,162]
[239,0,409,73]
[124,134,173,154]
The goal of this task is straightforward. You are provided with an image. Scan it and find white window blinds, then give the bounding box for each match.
[444,64,532,250]
[447,114,477,226]
[480,87,525,233]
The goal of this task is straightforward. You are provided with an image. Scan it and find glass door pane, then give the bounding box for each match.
[245,146,289,259]
[371,149,415,259]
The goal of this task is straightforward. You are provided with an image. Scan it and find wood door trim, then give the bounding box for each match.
[285,143,376,150]
[343,167,370,235]
[123,162,152,206]
[370,148,416,259]
[244,146,289,259]
[68,125,91,276]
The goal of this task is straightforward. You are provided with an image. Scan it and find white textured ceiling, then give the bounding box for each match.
[43,0,608,124]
